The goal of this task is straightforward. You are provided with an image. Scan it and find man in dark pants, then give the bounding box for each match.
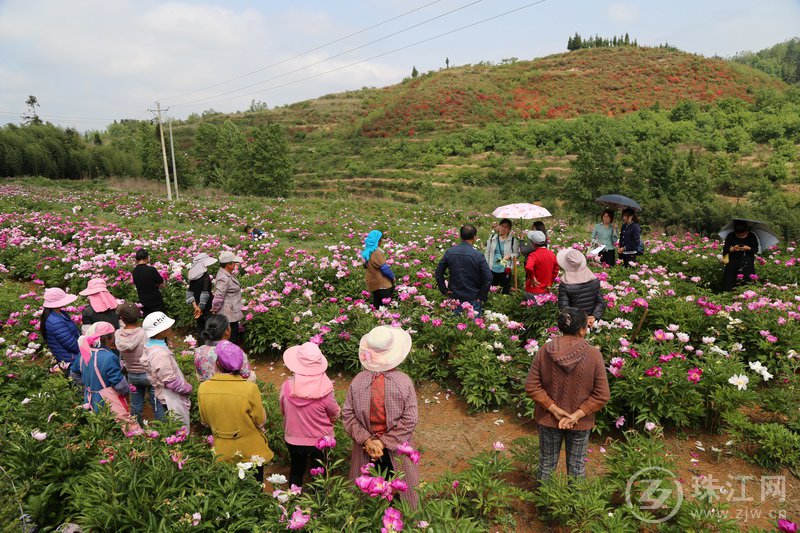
[131,248,165,317]
[435,224,493,316]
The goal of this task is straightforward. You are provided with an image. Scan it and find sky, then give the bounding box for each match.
[1,0,799,130]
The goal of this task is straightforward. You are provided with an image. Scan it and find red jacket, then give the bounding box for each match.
[525,247,559,294]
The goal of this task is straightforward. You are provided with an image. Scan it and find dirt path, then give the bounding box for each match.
[250,355,798,531]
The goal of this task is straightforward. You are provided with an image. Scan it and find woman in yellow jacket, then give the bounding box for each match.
[198,340,273,483]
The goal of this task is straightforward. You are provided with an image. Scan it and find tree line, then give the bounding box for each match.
[1,112,293,197]
[732,37,800,85]
[567,32,637,51]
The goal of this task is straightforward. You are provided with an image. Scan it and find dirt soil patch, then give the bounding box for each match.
[251,355,798,531]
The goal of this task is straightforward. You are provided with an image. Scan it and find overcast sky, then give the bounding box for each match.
[1,0,798,130]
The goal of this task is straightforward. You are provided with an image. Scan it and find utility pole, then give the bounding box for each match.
[149,101,172,201]
[168,117,179,201]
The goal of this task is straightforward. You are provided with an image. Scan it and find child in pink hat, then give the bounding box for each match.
[280,342,340,487]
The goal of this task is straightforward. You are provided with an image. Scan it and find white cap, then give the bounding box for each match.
[142,312,175,338]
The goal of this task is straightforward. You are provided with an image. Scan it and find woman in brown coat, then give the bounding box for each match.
[525,307,610,480]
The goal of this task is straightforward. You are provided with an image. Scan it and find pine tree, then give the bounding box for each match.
[411,66,419,78]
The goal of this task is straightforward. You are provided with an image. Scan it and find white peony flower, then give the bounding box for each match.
[728,374,749,391]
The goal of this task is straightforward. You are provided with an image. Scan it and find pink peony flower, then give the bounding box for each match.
[687,367,703,384]
[381,507,404,533]
[493,441,505,451]
[615,416,626,429]
[309,466,325,476]
[778,519,798,533]
[645,366,663,378]
[644,422,657,432]
[287,506,310,530]
[315,435,336,450]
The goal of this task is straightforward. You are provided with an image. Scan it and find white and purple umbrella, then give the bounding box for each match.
[492,203,552,220]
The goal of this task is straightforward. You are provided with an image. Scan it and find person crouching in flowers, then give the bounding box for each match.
[143,312,192,427]
[199,341,273,484]
[280,342,340,488]
[69,321,141,434]
[343,326,419,507]
[525,307,610,481]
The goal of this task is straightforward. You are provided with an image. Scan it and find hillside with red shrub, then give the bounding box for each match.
[354,46,786,136]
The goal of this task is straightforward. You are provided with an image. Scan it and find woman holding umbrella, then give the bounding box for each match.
[722,220,759,291]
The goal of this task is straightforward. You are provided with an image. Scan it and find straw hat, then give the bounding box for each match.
[358,326,412,373]
[557,248,596,285]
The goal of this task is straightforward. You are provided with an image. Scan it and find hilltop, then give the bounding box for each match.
[186,46,785,139]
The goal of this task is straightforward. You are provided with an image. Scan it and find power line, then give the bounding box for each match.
[162,0,445,101]
[170,0,550,111]
[168,0,485,107]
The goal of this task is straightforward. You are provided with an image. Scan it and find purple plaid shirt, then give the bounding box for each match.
[343,369,419,507]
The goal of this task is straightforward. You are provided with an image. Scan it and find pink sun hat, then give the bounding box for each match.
[79,278,118,313]
[283,342,334,398]
[43,288,78,309]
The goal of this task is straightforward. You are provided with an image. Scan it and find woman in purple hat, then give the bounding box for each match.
[199,340,274,483]
[79,278,120,332]
[280,342,340,487]
[41,288,81,369]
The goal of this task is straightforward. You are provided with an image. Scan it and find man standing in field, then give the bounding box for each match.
[132,248,165,317]
[435,224,493,316]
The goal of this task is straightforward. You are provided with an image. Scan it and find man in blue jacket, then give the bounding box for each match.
[435,224,493,316]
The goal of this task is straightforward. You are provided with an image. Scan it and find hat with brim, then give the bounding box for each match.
[527,230,546,245]
[219,250,243,264]
[79,278,110,296]
[358,326,412,373]
[142,312,175,338]
[215,340,244,372]
[557,248,596,285]
[284,342,328,375]
[188,253,218,281]
[43,288,78,309]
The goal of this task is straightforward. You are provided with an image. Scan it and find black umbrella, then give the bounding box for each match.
[595,194,642,212]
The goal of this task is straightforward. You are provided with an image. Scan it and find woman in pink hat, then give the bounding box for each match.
[41,287,81,367]
[79,278,120,332]
[343,326,419,507]
[280,342,340,487]
[556,249,606,327]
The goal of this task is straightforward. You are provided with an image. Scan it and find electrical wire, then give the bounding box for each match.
[162,0,445,101]
[167,0,485,107]
[170,0,549,110]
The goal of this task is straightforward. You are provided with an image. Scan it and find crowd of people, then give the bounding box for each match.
[43,210,762,500]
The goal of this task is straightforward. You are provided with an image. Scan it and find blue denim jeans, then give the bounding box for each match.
[127,372,164,424]
[453,300,483,317]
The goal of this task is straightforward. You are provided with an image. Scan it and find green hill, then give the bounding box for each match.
[155,46,799,235]
[181,46,785,139]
